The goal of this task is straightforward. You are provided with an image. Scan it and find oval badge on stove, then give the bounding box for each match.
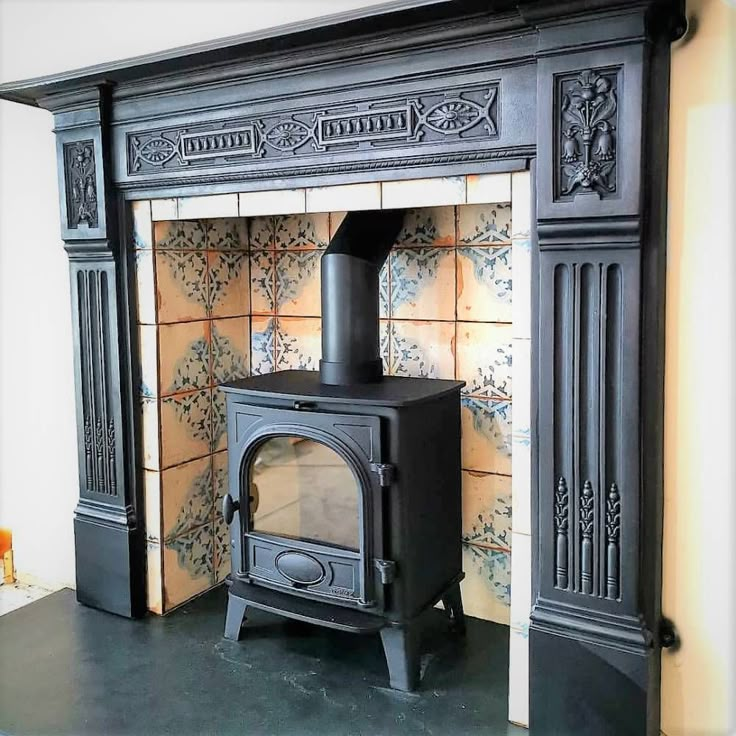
[275,551,325,586]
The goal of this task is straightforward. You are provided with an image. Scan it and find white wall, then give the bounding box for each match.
[0,0,390,589]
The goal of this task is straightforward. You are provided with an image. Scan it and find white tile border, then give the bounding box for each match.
[381,176,467,208]
[177,193,239,220]
[306,183,381,212]
[239,189,305,216]
[467,172,511,205]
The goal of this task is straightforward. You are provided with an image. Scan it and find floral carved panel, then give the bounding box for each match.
[63,140,99,229]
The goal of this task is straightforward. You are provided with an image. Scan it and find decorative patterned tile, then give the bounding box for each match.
[206,218,247,250]
[306,183,381,212]
[389,247,456,321]
[162,456,213,542]
[211,387,228,452]
[146,541,163,615]
[248,216,275,249]
[457,245,512,323]
[379,261,389,319]
[274,213,329,249]
[275,250,322,316]
[456,322,513,399]
[276,317,322,371]
[207,250,250,318]
[132,200,153,249]
[138,324,158,398]
[249,250,276,314]
[251,316,277,375]
[154,220,207,249]
[461,397,512,475]
[160,389,212,468]
[144,470,161,542]
[329,211,346,239]
[134,250,156,325]
[163,522,214,610]
[239,189,305,217]
[466,173,511,205]
[393,207,455,247]
[387,320,455,379]
[461,543,511,624]
[380,320,390,374]
[508,626,530,727]
[177,194,238,220]
[211,318,249,384]
[140,398,160,471]
[155,251,208,323]
[457,203,511,244]
[158,321,211,396]
[461,471,512,550]
[382,176,466,209]
[512,238,532,339]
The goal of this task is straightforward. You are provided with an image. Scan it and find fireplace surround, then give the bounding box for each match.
[0,0,685,733]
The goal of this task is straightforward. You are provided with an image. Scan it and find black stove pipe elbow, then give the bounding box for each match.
[319,209,405,385]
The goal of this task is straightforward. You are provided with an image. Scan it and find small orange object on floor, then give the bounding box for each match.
[0,528,14,584]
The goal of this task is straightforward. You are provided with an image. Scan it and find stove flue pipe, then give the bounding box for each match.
[319,209,405,385]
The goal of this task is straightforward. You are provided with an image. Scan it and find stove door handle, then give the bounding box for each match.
[222,494,240,525]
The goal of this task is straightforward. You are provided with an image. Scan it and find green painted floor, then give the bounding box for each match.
[0,586,526,736]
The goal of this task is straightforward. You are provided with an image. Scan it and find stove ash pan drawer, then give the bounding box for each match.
[245,535,365,605]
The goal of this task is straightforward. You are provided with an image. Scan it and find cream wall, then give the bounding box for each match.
[661,1,736,734]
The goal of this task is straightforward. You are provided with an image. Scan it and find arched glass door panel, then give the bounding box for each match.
[249,436,360,551]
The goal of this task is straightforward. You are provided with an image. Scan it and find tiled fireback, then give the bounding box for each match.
[132,174,529,631]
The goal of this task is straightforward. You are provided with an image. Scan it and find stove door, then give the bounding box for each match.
[227,403,386,610]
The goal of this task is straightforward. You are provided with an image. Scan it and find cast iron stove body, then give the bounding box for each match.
[220,211,465,691]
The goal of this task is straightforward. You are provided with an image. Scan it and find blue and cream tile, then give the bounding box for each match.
[379,261,389,318]
[456,322,513,399]
[388,320,455,379]
[380,319,390,374]
[275,317,322,371]
[158,321,211,396]
[162,455,213,542]
[275,250,322,316]
[140,398,160,471]
[144,470,162,542]
[389,247,455,321]
[131,200,153,249]
[466,173,511,205]
[461,471,512,550]
[249,250,276,314]
[274,213,329,249]
[508,627,530,727]
[134,250,157,325]
[206,218,248,250]
[155,250,208,323]
[461,397,512,475]
[146,540,163,615]
[248,216,275,249]
[160,389,212,468]
[457,203,511,244]
[457,245,512,323]
[163,522,214,610]
[382,176,466,209]
[211,317,249,384]
[251,316,277,375]
[154,220,207,249]
[512,238,531,339]
[393,207,455,247]
[461,543,511,624]
[211,387,228,453]
[138,324,159,398]
[207,250,250,318]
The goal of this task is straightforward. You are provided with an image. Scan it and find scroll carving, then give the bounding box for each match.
[63,140,98,229]
[128,85,499,174]
[557,68,618,199]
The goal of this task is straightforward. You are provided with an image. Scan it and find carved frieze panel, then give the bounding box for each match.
[127,84,499,175]
[555,68,619,201]
[63,140,99,229]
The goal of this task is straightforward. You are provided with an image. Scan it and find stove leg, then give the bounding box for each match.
[380,623,420,692]
[441,582,466,634]
[223,592,248,641]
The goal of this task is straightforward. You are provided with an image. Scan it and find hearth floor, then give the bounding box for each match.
[0,586,526,736]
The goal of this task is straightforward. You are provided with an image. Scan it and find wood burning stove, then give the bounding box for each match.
[219,210,465,691]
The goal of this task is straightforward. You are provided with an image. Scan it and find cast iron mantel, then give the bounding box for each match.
[0,1,685,733]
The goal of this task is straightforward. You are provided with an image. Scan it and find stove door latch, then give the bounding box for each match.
[374,559,396,585]
[370,463,395,487]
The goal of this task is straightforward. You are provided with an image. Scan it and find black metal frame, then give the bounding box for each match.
[0,1,686,731]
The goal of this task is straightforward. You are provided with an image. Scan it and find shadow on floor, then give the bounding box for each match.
[0,586,526,736]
